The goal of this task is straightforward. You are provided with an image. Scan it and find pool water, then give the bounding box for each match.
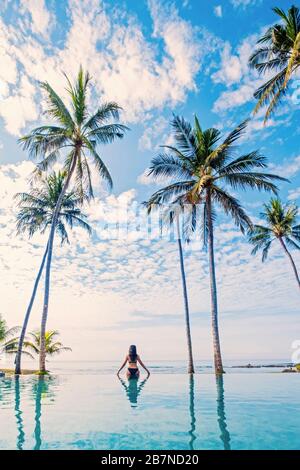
[0,372,299,450]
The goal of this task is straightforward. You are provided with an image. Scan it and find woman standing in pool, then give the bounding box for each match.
[117,345,150,379]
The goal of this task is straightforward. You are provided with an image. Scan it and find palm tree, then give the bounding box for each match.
[19,330,72,360]
[147,116,285,374]
[248,198,300,289]
[249,5,300,122]
[14,170,91,374]
[19,67,127,372]
[0,315,20,356]
[146,202,195,374]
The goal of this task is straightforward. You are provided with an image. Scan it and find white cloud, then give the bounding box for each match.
[214,5,223,18]
[1,160,299,362]
[0,0,217,135]
[269,156,300,179]
[270,156,300,178]
[288,187,300,201]
[214,83,255,112]
[137,170,152,186]
[230,0,261,8]
[0,75,38,135]
[137,169,172,187]
[212,32,263,113]
[20,0,53,37]
[138,116,169,151]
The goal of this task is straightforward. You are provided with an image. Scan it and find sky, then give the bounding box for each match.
[0,0,299,366]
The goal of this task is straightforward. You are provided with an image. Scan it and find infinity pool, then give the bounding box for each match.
[0,372,299,450]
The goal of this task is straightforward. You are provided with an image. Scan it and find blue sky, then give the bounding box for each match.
[0,0,299,365]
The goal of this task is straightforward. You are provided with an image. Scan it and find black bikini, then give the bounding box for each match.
[128,368,138,378]
[128,356,138,378]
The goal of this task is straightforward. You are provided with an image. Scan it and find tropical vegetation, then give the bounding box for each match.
[19,67,127,373]
[248,198,300,289]
[0,315,20,357]
[146,116,285,374]
[14,170,91,374]
[8,330,71,361]
[1,5,299,378]
[249,5,300,122]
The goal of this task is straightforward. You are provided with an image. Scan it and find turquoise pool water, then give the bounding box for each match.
[0,371,299,450]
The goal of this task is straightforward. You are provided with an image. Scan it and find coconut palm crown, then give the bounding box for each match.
[248,198,300,288]
[249,5,300,122]
[19,66,128,199]
[147,116,285,236]
[22,330,72,359]
[15,170,92,244]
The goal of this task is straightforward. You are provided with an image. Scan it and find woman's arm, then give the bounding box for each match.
[137,355,150,376]
[117,356,128,376]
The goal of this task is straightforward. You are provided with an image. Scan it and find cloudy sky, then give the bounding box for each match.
[0,0,299,366]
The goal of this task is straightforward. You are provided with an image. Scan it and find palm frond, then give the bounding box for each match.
[148,153,193,181]
[84,102,122,130]
[206,121,249,169]
[285,236,300,251]
[171,115,197,157]
[82,136,113,189]
[146,181,195,207]
[87,124,128,145]
[40,82,74,129]
[217,172,286,193]
[218,151,267,175]
[211,186,252,233]
[283,32,300,87]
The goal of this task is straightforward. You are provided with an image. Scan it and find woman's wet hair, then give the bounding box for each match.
[129,345,137,362]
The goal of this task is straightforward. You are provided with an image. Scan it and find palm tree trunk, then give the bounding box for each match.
[206,191,224,375]
[176,216,195,374]
[39,153,78,373]
[14,243,49,375]
[279,237,300,289]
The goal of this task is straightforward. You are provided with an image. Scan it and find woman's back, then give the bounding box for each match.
[127,354,138,368]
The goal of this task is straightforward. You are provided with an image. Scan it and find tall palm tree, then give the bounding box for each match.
[249,5,300,122]
[248,198,300,289]
[146,203,195,374]
[147,116,285,374]
[14,171,91,375]
[19,67,127,372]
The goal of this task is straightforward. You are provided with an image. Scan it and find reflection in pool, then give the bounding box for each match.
[0,372,299,450]
[118,377,148,408]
